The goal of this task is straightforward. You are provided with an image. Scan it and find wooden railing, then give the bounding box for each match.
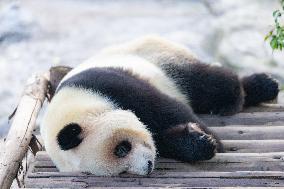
[0,74,49,189]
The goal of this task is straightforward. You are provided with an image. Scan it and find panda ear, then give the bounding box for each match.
[57,123,83,150]
[48,66,73,101]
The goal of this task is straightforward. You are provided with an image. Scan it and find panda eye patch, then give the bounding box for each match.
[57,123,83,150]
[114,140,132,158]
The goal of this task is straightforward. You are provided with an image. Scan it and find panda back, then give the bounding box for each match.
[59,54,188,104]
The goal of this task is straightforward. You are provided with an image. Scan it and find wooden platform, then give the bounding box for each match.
[24,110,284,188]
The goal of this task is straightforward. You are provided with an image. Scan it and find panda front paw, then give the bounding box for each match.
[242,73,279,106]
[158,123,217,162]
[187,123,217,150]
[185,123,217,161]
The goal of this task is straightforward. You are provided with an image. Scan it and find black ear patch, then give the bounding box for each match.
[57,123,83,150]
[49,66,73,101]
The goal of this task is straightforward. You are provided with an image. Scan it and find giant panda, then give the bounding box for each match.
[41,36,279,176]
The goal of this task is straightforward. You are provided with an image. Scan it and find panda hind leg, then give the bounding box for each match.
[162,63,244,115]
[242,73,279,107]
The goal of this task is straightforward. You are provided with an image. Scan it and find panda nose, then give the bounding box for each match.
[147,160,153,175]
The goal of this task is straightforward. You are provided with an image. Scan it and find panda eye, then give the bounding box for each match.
[114,140,132,158]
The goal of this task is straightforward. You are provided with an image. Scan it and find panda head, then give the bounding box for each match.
[41,87,156,176]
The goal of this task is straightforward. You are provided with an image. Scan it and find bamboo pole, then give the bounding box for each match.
[0,73,48,189]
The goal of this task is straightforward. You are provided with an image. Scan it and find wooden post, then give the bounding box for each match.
[0,74,48,189]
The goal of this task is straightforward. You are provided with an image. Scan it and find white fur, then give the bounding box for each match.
[41,87,156,175]
[128,143,154,175]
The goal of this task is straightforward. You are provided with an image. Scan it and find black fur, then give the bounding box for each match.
[242,73,279,107]
[49,66,73,101]
[57,123,83,150]
[114,141,132,158]
[161,63,244,115]
[157,123,216,161]
[58,68,218,161]
[59,68,200,133]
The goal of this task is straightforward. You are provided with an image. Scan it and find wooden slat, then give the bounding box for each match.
[155,162,283,172]
[243,103,284,112]
[31,161,284,173]
[29,152,284,173]
[209,124,284,127]
[23,185,284,189]
[25,154,284,187]
[26,171,284,178]
[87,188,284,189]
[200,112,284,126]
[24,175,284,188]
[211,126,284,140]
[223,140,284,153]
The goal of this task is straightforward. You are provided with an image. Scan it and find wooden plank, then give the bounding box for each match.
[223,140,284,153]
[0,74,48,189]
[24,176,284,188]
[30,152,284,173]
[200,112,284,126]
[243,103,284,112]
[211,126,284,140]
[31,161,284,173]
[155,162,283,172]
[26,171,284,178]
[209,124,284,127]
[23,188,284,189]
[62,188,284,189]
[78,170,283,179]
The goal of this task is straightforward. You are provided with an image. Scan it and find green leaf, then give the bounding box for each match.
[273,10,280,17]
[266,0,284,51]
[270,36,279,49]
